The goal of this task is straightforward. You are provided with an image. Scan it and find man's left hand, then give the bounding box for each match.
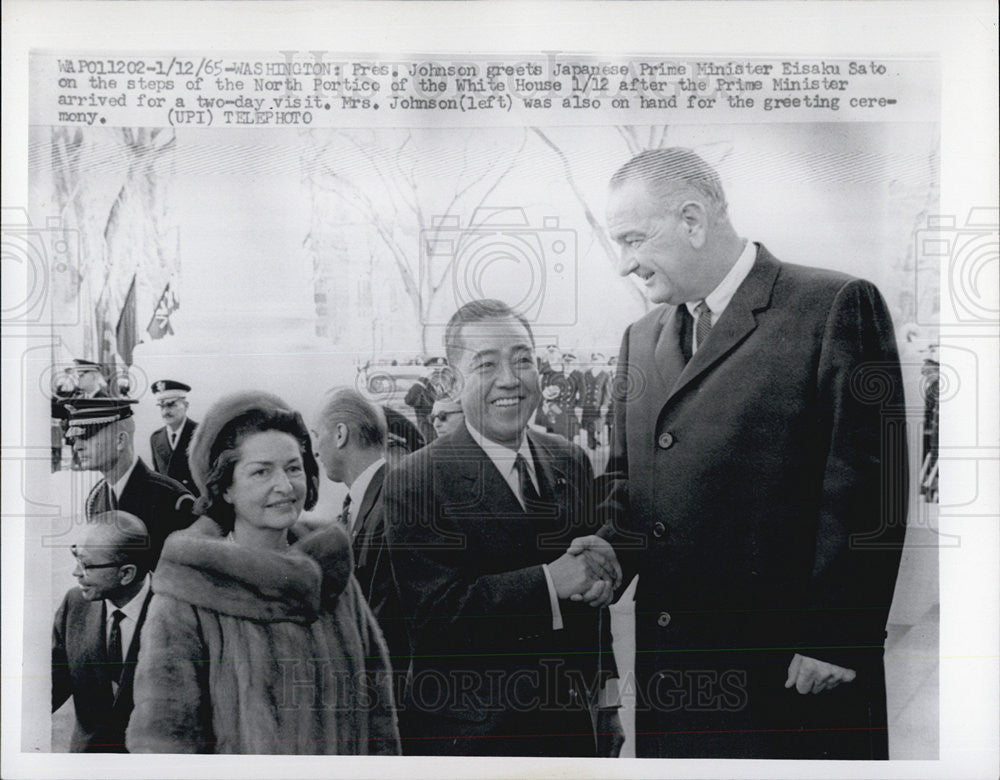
[785,653,856,694]
[595,708,625,757]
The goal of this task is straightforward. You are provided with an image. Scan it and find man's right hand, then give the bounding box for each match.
[567,535,622,589]
[548,535,622,608]
[548,551,599,601]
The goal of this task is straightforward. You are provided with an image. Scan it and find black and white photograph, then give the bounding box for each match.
[2,2,997,779]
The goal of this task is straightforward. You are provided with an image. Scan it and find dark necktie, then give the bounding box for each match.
[514,453,540,508]
[676,304,694,364]
[107,608,125,683]
[694,300,713,351]
[88,479,116,518]
[339,493,352,529]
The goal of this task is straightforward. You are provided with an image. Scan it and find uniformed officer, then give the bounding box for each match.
[579,352,611,450]
[148,380,199,495]
[62,398,197,566]
[68,359,111,399]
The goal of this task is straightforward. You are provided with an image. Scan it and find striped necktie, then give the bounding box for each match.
[694,300,713,351]
[339,493,352,530]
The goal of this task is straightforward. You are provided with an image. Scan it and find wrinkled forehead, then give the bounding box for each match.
[606,179,664,219]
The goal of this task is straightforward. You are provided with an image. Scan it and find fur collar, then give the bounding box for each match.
[153,516,353,622]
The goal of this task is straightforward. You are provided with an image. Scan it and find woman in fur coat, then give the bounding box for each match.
[126,391,400,754]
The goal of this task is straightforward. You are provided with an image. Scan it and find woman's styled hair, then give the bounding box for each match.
[188,391,320,532]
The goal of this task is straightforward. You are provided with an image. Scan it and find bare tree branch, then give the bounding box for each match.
[533,126,650,312]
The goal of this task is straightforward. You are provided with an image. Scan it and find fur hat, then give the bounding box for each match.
[188,391,320,524]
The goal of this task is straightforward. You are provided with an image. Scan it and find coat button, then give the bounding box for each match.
[652,521,666,538]
[657,432,674,449]
[657,611,672,627]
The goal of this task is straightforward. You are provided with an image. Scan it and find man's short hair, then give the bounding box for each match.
[319,388,386,450]
[444,299,536,365]
[610,147,729,220]
[86,511,152,573]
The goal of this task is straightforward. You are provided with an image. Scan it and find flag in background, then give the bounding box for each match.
[147,281,178,339]
[116,275,138,366]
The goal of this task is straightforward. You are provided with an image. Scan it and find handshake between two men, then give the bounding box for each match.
[549,535,622,608]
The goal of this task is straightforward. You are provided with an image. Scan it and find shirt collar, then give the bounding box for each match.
[465,419,537,484]
[111,456,139,499]
[106,572,150,622]
[348,456,386,511]
[686,239,757,317]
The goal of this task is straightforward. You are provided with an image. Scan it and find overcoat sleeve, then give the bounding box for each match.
[799,278,908,665]
[51,594,72,713]
[596,326,640,581]
[126,595,214,753]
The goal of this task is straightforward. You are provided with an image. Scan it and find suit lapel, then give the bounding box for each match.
[167,419,194,473]
[353,464,385,568]
[85,599,109,668]
[527,432,567,511]
[111,589,153,707]
[446,427,570,565]
[76,599,115,707]
[666,246,781,405]
[152,429,172,472]
[652,305,689,391]
[117,458,148,514]
[452,426,525,519]
[526,433,573,557]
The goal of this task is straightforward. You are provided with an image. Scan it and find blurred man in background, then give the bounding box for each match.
[314,389,408,665]
[429,397,464,438]
[149,380,199,495]
[580,352,612,450]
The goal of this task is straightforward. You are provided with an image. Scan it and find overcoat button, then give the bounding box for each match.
[657,432,674,449]
[652,522,666,538]
[657,612,672,627]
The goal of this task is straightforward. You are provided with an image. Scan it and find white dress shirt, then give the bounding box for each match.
[346,456,386,537]
[167,419,186,449]
[465,420,563,631]
[685,239,758,354]
[105,573,151,687]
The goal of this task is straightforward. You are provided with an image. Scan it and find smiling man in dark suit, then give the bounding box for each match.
[52,511,153,752]
[600,148,909,759]
[385,299,624,757]
[149,380,198,495]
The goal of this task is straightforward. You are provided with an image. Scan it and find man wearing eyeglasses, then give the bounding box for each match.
[429,397,464,438]
[52,512,154,752]
[149,380,199,495]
